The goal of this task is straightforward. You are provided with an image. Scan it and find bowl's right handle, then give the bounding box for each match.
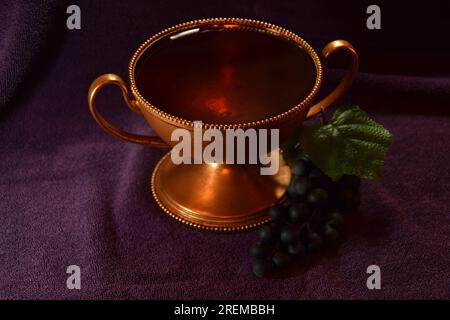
[88,73,168,147]
[306,40,359,119]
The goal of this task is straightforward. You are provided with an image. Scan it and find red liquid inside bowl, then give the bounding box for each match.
[135,27,316,124]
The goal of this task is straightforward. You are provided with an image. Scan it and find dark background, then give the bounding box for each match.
[0,0,449,299]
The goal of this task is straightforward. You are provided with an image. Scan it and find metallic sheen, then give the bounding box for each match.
[87,18,359,232]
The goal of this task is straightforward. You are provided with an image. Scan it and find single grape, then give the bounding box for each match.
[253,259,273,278]
[287,241,306,258]
[328,210,345,229]
[272,251,292,268]
[307,188,329,208]
[306,232,324,252]
[323,225,339,244]
[287,177,300,199]
[269,222,282,237]
[293,178,312,198]
[258,225,275,244]
[291,158,309,176]
[280,225,301,245]
[250,243,271,259]
[289,202,310,224]
[269,205,286,223]
[297,154,312,165]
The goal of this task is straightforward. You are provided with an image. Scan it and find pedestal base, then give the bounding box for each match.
[151,151,291,232]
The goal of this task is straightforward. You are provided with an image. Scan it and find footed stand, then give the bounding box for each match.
[151,150,291,232]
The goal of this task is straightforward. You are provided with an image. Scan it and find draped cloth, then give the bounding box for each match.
[0,0,449,299]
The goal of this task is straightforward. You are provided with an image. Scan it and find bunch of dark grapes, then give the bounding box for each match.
[251,155,361,277]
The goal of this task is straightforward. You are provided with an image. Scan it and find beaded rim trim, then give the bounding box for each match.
[129,17,323,130]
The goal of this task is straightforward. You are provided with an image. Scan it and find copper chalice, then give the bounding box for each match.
[88,18,358,232]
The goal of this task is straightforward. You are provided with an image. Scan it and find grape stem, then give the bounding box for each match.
[299,208,320,234]
[319,107,328,125]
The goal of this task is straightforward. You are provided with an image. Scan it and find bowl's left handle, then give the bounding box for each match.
[88,73,168,147]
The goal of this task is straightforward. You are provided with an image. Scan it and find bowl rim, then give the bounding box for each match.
[128,17,323,129]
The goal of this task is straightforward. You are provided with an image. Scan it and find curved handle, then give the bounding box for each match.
[306,40,359,119]
[88,73,168,147]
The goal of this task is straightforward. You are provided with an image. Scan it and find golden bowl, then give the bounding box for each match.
[88,18,358,232]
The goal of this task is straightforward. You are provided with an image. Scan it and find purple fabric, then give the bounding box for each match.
[0,0,449,299]
[0,0,63,111]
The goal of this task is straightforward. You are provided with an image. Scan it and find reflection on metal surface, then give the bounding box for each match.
[170,28,200,40]
[87,18,358,232]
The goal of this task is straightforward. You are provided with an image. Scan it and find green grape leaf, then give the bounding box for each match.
[297,105,393,181]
